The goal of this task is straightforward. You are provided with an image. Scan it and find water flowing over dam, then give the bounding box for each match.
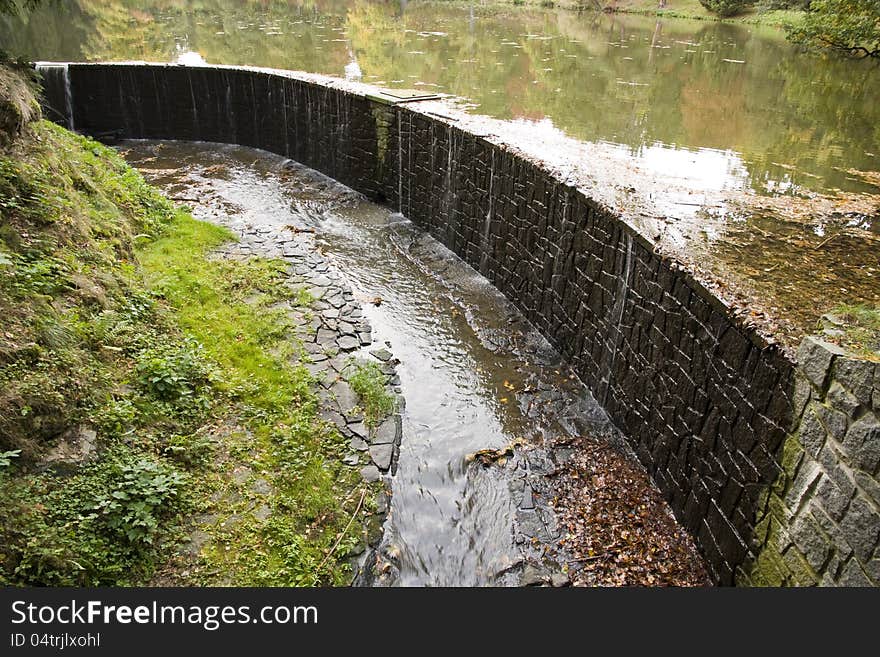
[35,61,880,587]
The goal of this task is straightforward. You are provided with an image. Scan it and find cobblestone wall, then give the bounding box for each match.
[738,338,879,585]
[42,62,879,585]
[385,111,795,584]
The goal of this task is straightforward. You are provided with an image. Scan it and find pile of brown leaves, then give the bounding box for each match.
[551,437,709,587]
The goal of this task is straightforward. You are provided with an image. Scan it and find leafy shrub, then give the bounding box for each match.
[160,432,214,469]
[1,449,189,585]
[92,397,138,436]
[787,0,880,58]
[136,339,212,402]
[756,0,810,9]
[347,360,395,428]
[699,0,756,16]
[89,457,186,546]
[0,448,19,469]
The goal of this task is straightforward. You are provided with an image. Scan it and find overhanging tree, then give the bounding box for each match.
[788,0,880,59]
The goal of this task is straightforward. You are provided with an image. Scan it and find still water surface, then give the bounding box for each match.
[4,0,880,197]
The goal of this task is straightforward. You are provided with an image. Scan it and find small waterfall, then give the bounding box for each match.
[224,71,237,144]
[280,80,290,158]
[405,113,413,218]
[443,127,456,244]
[395,112,415,218]
[187,70,200,137]
[602,230,633,407]
[249,75,258,146]
[397,111,404,214]
[35,63,74,131]
[63,65,74,131]
[479,149,495,275]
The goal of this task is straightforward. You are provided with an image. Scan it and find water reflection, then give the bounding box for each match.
[5,0,879,339]
[4,0,879,197]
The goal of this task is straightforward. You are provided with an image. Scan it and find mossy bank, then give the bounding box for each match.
[0,68,379,586]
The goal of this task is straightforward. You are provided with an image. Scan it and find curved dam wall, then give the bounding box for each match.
[37,62,879,586]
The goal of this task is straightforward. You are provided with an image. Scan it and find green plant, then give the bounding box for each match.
[136,339,212,402]
[0,449,20,468]
[787,0,880,58]
[92,397,138,437]
[161,432,214,469]
[294,286,315,307]
[699,0,756,16]
[827,303,880,360]
[347,360,395,428]
[89,457,187,546]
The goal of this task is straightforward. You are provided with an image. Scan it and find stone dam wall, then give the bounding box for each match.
[36,62,880,586]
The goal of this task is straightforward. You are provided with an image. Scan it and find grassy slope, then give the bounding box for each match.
[0,111,367,585]
[139,214,368,586]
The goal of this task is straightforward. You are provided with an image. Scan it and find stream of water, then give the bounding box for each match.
[122,139,636,586]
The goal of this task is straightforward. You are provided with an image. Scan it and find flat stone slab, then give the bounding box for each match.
[331,380,359,416]
[371,415,401,445]
[369,444,394,471]
[368,88,442,104]
[370,347,393,362]
[521,563,549,587]
[319,408,347,432]
[360,464,380,483]
[316,328,337,347]
[519,483,535,510]
[337,335,360,351]
[348,421,368,439]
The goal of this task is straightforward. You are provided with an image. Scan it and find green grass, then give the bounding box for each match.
[597,1,803,27]
[444,0,805,29]
[0,92,373,585]
[348,359,395,429]
[139,214,368,585]
[0,116,211,585]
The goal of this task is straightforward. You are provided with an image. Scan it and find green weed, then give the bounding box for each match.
[348,359,395,428]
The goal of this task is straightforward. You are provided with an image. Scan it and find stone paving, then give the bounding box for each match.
[217,227,403,477]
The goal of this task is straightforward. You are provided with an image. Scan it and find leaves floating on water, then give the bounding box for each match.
[846,168,880,189]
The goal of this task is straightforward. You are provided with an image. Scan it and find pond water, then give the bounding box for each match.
[5,0,880,198]
[4,0,879,341]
